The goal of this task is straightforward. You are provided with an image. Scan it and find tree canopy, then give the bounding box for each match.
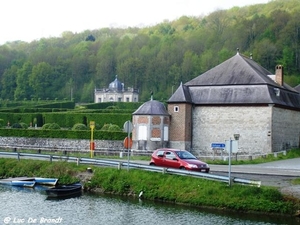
[1,0,300,103]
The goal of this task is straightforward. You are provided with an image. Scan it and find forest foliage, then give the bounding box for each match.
[1,0,300,103]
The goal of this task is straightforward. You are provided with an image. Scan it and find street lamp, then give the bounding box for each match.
[234,134,240,140]
[228,134,240,186]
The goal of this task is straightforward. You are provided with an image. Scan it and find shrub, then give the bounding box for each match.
[72,123,87,130]
[49,123,61,130]
[42,123,51,129]
[42,123,61,130]
[101,124,110,130]
[11,123,22,129]
[19,122,28,129]
[101,123,121,131]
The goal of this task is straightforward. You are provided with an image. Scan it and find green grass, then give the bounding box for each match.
[86,167,299,215]
[292,178,300,185]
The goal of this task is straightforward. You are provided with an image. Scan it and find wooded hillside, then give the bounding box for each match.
[1,0,300,103]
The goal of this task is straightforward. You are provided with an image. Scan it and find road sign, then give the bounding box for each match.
[211,143,225,148]
[123,121,133,133]
[225,140,238,153]
[123,137,133,149]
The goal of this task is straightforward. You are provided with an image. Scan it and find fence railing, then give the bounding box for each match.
[0,151,261,187]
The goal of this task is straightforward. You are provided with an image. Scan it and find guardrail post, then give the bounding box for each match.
[283,150,286,156]
[76,158,80,166]
[118,162,122,170]
[17,153,20,161]
[50,155,52,163]
[162,168,166,174]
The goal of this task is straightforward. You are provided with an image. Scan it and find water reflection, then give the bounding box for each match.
[0,186,298,225]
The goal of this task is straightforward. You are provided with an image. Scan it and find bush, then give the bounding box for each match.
[11,123,22,129]
[72,123,87,130]
[42,123,51,129]
[101,123,121,131]
[19,122,28,129]
[42,123,61,130]
[49,123,61,130]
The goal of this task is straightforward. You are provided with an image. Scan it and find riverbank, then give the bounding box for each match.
[1,158,300,217]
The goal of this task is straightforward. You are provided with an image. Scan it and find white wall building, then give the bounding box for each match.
[94,76,139,103]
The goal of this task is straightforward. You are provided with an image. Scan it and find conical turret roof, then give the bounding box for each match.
[133,100,169,116]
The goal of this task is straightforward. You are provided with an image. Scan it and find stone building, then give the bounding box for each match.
[167,52,300,156]
[132,98,170,150]
[94,76,139,103]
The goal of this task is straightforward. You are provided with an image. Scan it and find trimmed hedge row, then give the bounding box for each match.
[0,112,132,128]
[85,102,142,110]
[0,128,127,140]
[0,101,75,113]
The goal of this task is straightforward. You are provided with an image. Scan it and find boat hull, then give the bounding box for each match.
[46,183,82,199]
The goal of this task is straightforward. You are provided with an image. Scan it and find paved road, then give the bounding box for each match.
[210,158,300,176]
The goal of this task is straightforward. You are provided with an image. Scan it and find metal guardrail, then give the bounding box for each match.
[0,151,261,187]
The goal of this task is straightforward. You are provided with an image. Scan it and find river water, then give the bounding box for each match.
[0,185,298,225]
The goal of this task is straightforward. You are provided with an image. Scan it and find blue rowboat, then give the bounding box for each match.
[11,180,35,188]
[0,177,58,188]
[34,177,58,186]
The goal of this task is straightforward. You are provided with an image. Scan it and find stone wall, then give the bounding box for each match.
[272,107,300,151]
[191,105,300,156]
[192,106,272,156]
[0,137,124,152]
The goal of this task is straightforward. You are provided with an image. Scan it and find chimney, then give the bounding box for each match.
[275,65,284,86]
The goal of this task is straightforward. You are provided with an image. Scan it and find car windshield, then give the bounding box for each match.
[176,151,197,159]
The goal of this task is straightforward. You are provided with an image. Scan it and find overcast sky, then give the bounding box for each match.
[0,0,270,44]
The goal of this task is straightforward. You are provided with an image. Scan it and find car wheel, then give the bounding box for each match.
[205,169,210,173]
[179,167,185,170]
[150,163,155,166]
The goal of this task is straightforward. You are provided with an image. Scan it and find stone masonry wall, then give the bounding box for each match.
[0,137,124,152]
[192,106,272,156]
[272,107,300,151]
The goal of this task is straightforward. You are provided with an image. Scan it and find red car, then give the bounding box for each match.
[149,148,210,173]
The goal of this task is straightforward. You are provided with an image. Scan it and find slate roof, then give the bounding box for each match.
[168,53,300,109]
[169,82,192,103]
[133,100,169,116]
[109,76,123,92]
[295,84,300,93]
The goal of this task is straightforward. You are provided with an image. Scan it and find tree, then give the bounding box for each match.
[14,61,33,100]
[85,35,96,42]
[1,65,17,100]
[29,62,55,99]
